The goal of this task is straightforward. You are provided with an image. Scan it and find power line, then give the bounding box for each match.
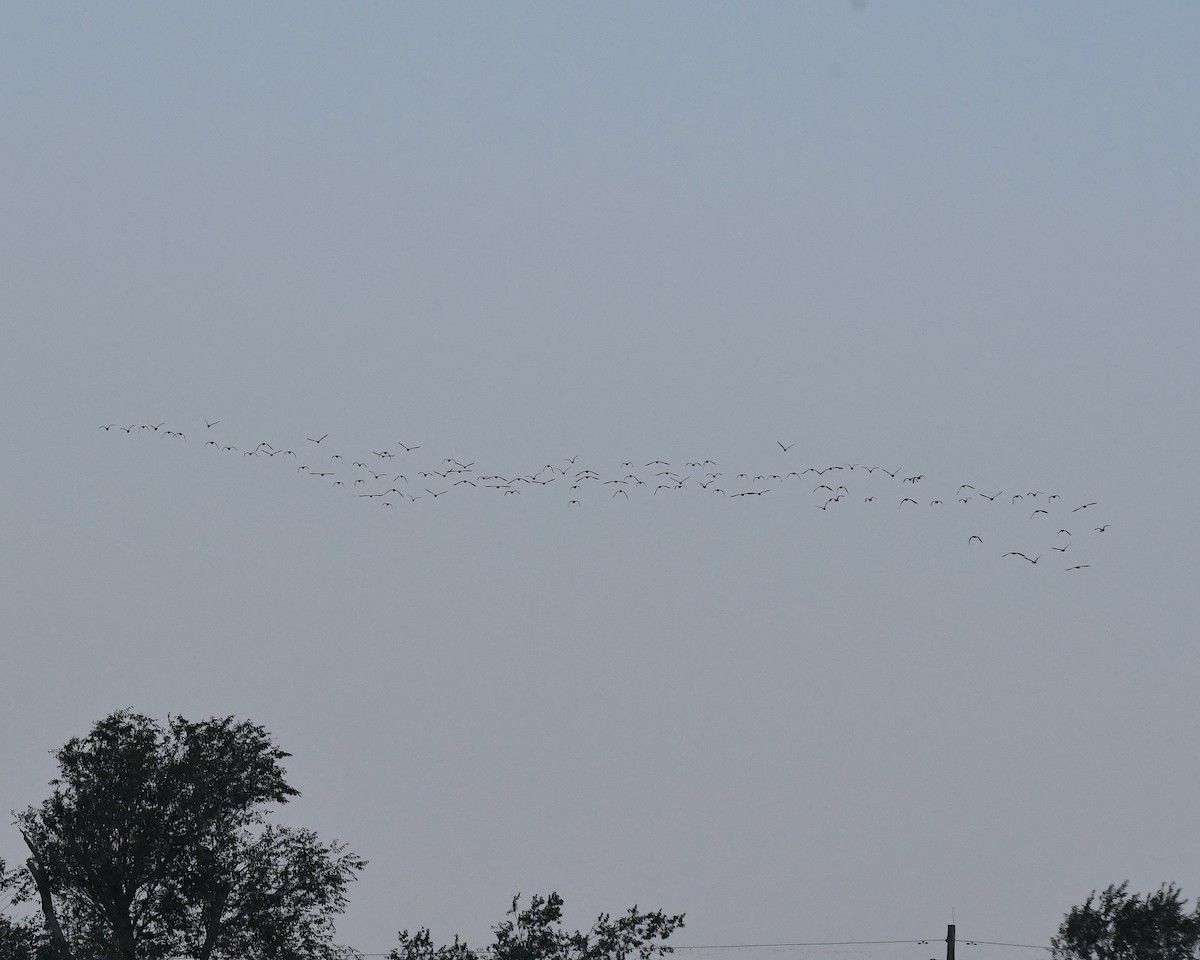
[347,933,1052,958]
[675,941,928,950]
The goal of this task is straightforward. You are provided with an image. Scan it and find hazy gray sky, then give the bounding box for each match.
[3,4,1198,959]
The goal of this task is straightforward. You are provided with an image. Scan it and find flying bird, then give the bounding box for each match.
[777,441,795,452]
[307,434,328,444]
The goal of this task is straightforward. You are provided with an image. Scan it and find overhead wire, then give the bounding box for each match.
[347,936,1052,958]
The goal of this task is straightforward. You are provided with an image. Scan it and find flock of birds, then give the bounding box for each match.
[100,420,1111,572]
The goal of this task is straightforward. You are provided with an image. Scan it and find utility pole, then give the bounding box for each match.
[946,924,955,960]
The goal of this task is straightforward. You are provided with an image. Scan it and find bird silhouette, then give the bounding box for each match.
[102,416,1112,577]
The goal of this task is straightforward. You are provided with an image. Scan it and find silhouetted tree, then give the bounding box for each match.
[389,892,684,960]
[1051,882,1200,960]
[0,915,48,960]
[0,856,53,960]
[12,710,364,960]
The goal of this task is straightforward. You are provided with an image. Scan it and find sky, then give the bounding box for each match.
[2,3,1199,959]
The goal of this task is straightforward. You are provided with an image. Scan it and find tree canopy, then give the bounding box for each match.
[389,892,685,960]
[0,856,49,960]
[1051,882,1200,960]
[9,710,364,960]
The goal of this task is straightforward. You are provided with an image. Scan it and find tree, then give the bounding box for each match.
[11,710,365,960]
[389,892,685,960]
[0,914,49,960]
[1051,882,1200,960]
[0,857,51,960]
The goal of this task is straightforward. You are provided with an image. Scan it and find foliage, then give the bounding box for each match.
[0,858,50,960]
[0,915,47,960]
[12,710,365,960]
[390,892,684,960]
[1051,882,1200,960]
